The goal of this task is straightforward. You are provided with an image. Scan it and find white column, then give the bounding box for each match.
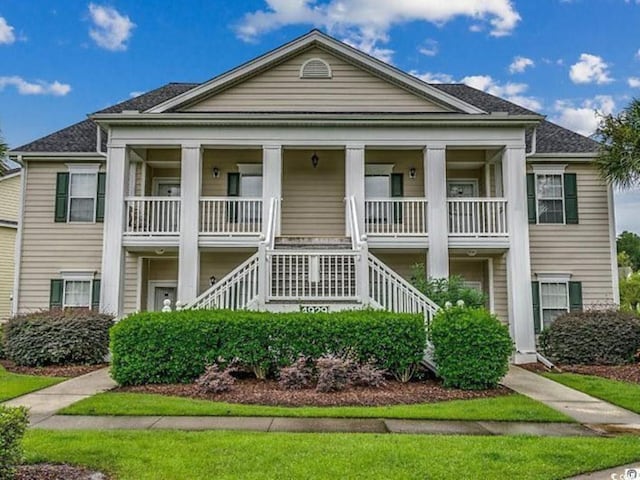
[345,144,365,238]
[177,144,202,305]
[100,145,128,317]
[503,146,536,363]
[262,145,282,237]
[425,145,448,278]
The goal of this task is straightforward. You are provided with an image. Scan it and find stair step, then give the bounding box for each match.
[274,236,352,250]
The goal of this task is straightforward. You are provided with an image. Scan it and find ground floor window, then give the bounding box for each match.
[540,282,569,329]
[64,280,92,308]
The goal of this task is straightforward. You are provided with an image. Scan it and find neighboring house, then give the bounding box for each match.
[0,168,21,321]
[8,30,618,363]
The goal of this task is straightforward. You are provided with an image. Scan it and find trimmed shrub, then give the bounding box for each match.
[0,406,29,480]
[278,356,314,390]
[110,309,425,385]
[540,310,640,365]
[316,354,354,393]
[5,309,113,367]
[431,306,513,390]
[195,363,236,394]
[410,266,487,308]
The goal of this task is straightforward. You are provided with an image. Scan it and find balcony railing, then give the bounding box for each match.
[447,198,508,237]
[200,197,263,235]
[124,197,181,235]
[364,198,428,236]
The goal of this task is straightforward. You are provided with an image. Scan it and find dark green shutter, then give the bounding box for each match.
[55,173,69,222]
[531,281,541,334]
[564,173,579,224]
[526,173,536,224]
[50,279,64,309]
[96,172,106,222]
[568,281,583,312]
[391,173,403,224]
[227,172,240,222]
[91,280,101,310]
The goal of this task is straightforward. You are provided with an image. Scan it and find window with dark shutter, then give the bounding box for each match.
[50,279,64,309]
[564,173,579,224]
[55,173,70,222]
[526,173,536,224]
[92,279,101,310]
[568,281,583,312]
[96,172,106,222]
[531,281,541,334]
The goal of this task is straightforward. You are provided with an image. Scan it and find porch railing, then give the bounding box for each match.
[365,198,428,236]
[268,251,359,301]
[447,198,508,237]
[200,197,263,235]
[124,197,181,235]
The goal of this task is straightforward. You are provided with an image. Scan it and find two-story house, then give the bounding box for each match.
[8,31,618,363]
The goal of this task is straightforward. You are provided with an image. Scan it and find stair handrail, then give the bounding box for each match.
[262,197,279,250]
[347,195,366,251]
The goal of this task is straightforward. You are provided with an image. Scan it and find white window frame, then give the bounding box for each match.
[447,179,479,198]
[536,273,571,330]
[60,270,95,309]
[67,164,100,223]
[532,164,567,225]
[152,177,181,197]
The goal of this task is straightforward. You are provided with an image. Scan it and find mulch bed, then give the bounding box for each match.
[16,464,109,480]
[0,359,107,378]
[520,362,640,385]
[117,377,511,407]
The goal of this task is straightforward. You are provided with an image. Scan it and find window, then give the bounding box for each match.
[64,280,92,308]
[540,282,569,329]
[536,174,564,224]
[68,165,99,222]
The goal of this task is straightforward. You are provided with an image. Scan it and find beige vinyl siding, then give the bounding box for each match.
[493,254,508,322]
[18,161,104,312]
[370,250,425,281]
[281,149,345,236]
[529,163,614,305]
[202,149,262,196]
[0,227,16,320]
[0,174,21,222]
[122,252,139,314]
[366,150,425,197]
[199,250,255,295]
[184,47,450,113]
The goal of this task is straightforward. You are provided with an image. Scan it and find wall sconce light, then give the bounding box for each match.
[209,275,217,286]
[311,152,319,168]
[212,167,220,178]
[409,167,416,179]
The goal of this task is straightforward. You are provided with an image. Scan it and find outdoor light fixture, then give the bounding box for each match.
[409,167,416,178]
[311,152,319,168]
[212,167,220,178]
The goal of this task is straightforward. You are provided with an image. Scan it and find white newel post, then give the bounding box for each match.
[345,145,368,304]
[262,145,282,236]
[100,145,128,317]
[177,144,202,305]
[503,146,537,363]
[425,145,449,278]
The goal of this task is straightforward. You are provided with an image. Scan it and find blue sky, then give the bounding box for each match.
[1,0,640,231]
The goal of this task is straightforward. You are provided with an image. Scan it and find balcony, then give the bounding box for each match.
[200,197,263,236]
[124,197,181,236]
[365,198,428,236]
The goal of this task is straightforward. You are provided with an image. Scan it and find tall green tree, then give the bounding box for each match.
[595,98,640,188]
[617,231,640,271]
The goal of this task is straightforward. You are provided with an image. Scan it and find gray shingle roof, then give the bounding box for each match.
[13,81,598,155]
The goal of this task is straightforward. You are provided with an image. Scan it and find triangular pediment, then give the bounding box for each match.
[148,31,484,115]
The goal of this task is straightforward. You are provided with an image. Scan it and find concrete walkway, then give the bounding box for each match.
[502,366,640,431]
[567,463,640,479]
[3,367,116,424]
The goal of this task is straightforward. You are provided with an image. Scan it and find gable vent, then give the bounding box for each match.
[300,58,332,79]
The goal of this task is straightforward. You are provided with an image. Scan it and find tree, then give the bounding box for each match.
[620,272,640,312]
[617,231,640,271]
[595,98,640,188]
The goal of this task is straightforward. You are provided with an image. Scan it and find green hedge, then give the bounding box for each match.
[0,406,29,480]
[110,309,426,385]
[431,307,513,390]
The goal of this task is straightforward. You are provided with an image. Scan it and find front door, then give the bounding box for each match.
[153,286,177,311]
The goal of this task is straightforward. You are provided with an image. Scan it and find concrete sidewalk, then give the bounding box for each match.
[2,367,116,424]
[502,366,640,428]
[30,414,597,437]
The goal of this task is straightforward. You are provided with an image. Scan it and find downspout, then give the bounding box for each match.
[526,127,537,156]
[96,125,107,158]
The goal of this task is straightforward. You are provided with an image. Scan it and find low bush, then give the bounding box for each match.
[195,363,236,394]
[316,354,354,393]
[278,356,314,390]
[431,306,513,390]
[4,309,114,367]
[110,309,425,385]
[0,406,29,480]
[540,310,640,365]
[352,362,387,388]
[410,266,487,308]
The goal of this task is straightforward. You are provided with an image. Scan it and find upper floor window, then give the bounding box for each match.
[55,164,105,223]
[536,174,564,223]
[527,165,578,225]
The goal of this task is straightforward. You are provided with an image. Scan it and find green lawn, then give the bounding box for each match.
[543,372,640,414]
[23,430,640,480]
[0,365,65,402]
[60,391,572,422]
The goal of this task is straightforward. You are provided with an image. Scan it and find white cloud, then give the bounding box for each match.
[509,56,534,74]
[629,77,640,88]
[636,48,640,60]
[88,3,135,51]
[418,39,438,57]
[0,76,71,96]
[410,71,454,84]
[129,91,145,97]
[551,95,615,136]
[0,16,15,44]
[236,0,521,62]
[569,53,613,84]
[461,75,542,110]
